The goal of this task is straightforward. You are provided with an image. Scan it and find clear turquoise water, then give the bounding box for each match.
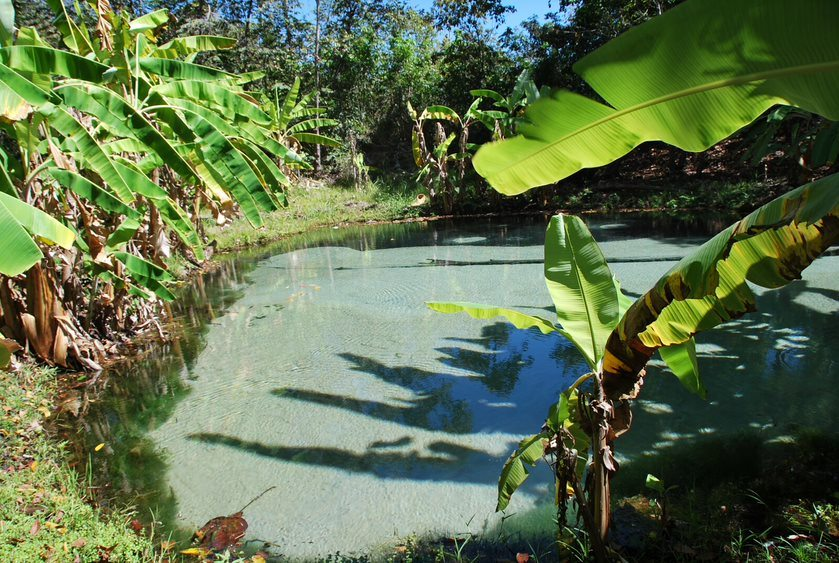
[89,215,839,559]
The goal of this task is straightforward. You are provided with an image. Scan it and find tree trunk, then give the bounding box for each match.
[592,374,612,553]
[314,0,322,172]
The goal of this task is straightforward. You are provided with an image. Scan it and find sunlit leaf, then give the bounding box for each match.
[426,302,557,335]
[496,434,545,511]
[474,0,839,194]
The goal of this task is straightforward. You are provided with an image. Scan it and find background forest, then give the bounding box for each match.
[15,0,688,175]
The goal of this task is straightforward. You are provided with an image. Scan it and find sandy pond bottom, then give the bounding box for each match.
[113,217,838,559]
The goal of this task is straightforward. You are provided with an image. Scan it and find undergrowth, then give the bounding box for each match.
[0,364,153,562]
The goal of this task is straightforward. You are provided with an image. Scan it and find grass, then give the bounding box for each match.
[204,177,777,259]
[0,364,154,562]
[207,178,422,254]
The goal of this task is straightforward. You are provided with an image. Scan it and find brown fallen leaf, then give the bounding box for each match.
[29,520,40,536]
[517,553,531,563]
[71,538,86,549]
[194,511,248,552]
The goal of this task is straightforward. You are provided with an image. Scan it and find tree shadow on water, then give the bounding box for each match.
[186,432,498,483]
[271,387,473,434]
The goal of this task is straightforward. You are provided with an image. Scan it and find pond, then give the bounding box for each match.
[83,214,839,559]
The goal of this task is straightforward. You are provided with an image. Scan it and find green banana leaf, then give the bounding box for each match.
[106,218,141,250]
[39,104,135,202]
[48,168,139,219]
[111,161,205,259]
[58,84,195,179]
[152,80,271,126]
[276,77,301,131]
[426,302,558,335]
[602,173,839,401]
[0,192,75,276]
[153,36,236,59]
[544,214,624,369]
[0,62,57,111]
[496,434,546,511]
[658,339,704,399]
[138,57,233,81]
[111,251,175,301]
[287,118,340,135]
[0,197,45,276]
[0,0,13,47]
[420,105,460,123]
[45,0,94,55]
[0,46,108,83]
[473,0,839,194]
[128,10,169,33]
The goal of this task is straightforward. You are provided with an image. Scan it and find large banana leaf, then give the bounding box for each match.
[45,0,94,55]
[138,57,233,81]
[474,0,839,194]
[496,434,545,511]
[152,80,271,125]
[111,251,175,301]
[0,62,57,113]
[48,168,139,219]
[128,10,169,33]
[0,46,108,83]
[0,198,44,277]
[58,83,195,179]
[602,173,839,401]
[276,77,301,131]
[0,0,13,47]
[111,161,205,259]
[0,192,75,276]
[544,214,624,369]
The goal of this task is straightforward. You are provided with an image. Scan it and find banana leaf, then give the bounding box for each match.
[474,0,839,194]
[153,36,236,59]
[0,46,108,83]
[152,80,271,125]
[0,192,75,276]
[40,104,134,202]
[602,173,839,401]
[48,168,139,219]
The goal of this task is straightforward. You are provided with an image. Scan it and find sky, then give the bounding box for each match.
[297,1,555,29]
[410,0,554,27]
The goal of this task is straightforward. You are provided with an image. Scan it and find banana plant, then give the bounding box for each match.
[267,76,340,171]
[429,213,696,560]
[469,69,547,140]
[408,101,483,213]
[430,177,838,555]
[0,1,297,368]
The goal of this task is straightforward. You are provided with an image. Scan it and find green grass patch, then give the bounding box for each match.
[0,365,154,562]
[208,179,422,254]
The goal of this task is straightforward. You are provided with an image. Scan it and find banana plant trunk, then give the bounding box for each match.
[592,373,612,559]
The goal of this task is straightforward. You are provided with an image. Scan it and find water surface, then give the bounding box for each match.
[88,215,839,559]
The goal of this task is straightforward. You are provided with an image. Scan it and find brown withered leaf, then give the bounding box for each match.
[194,511,248,552]
[601,445,619,473]
[71,538,87,548]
